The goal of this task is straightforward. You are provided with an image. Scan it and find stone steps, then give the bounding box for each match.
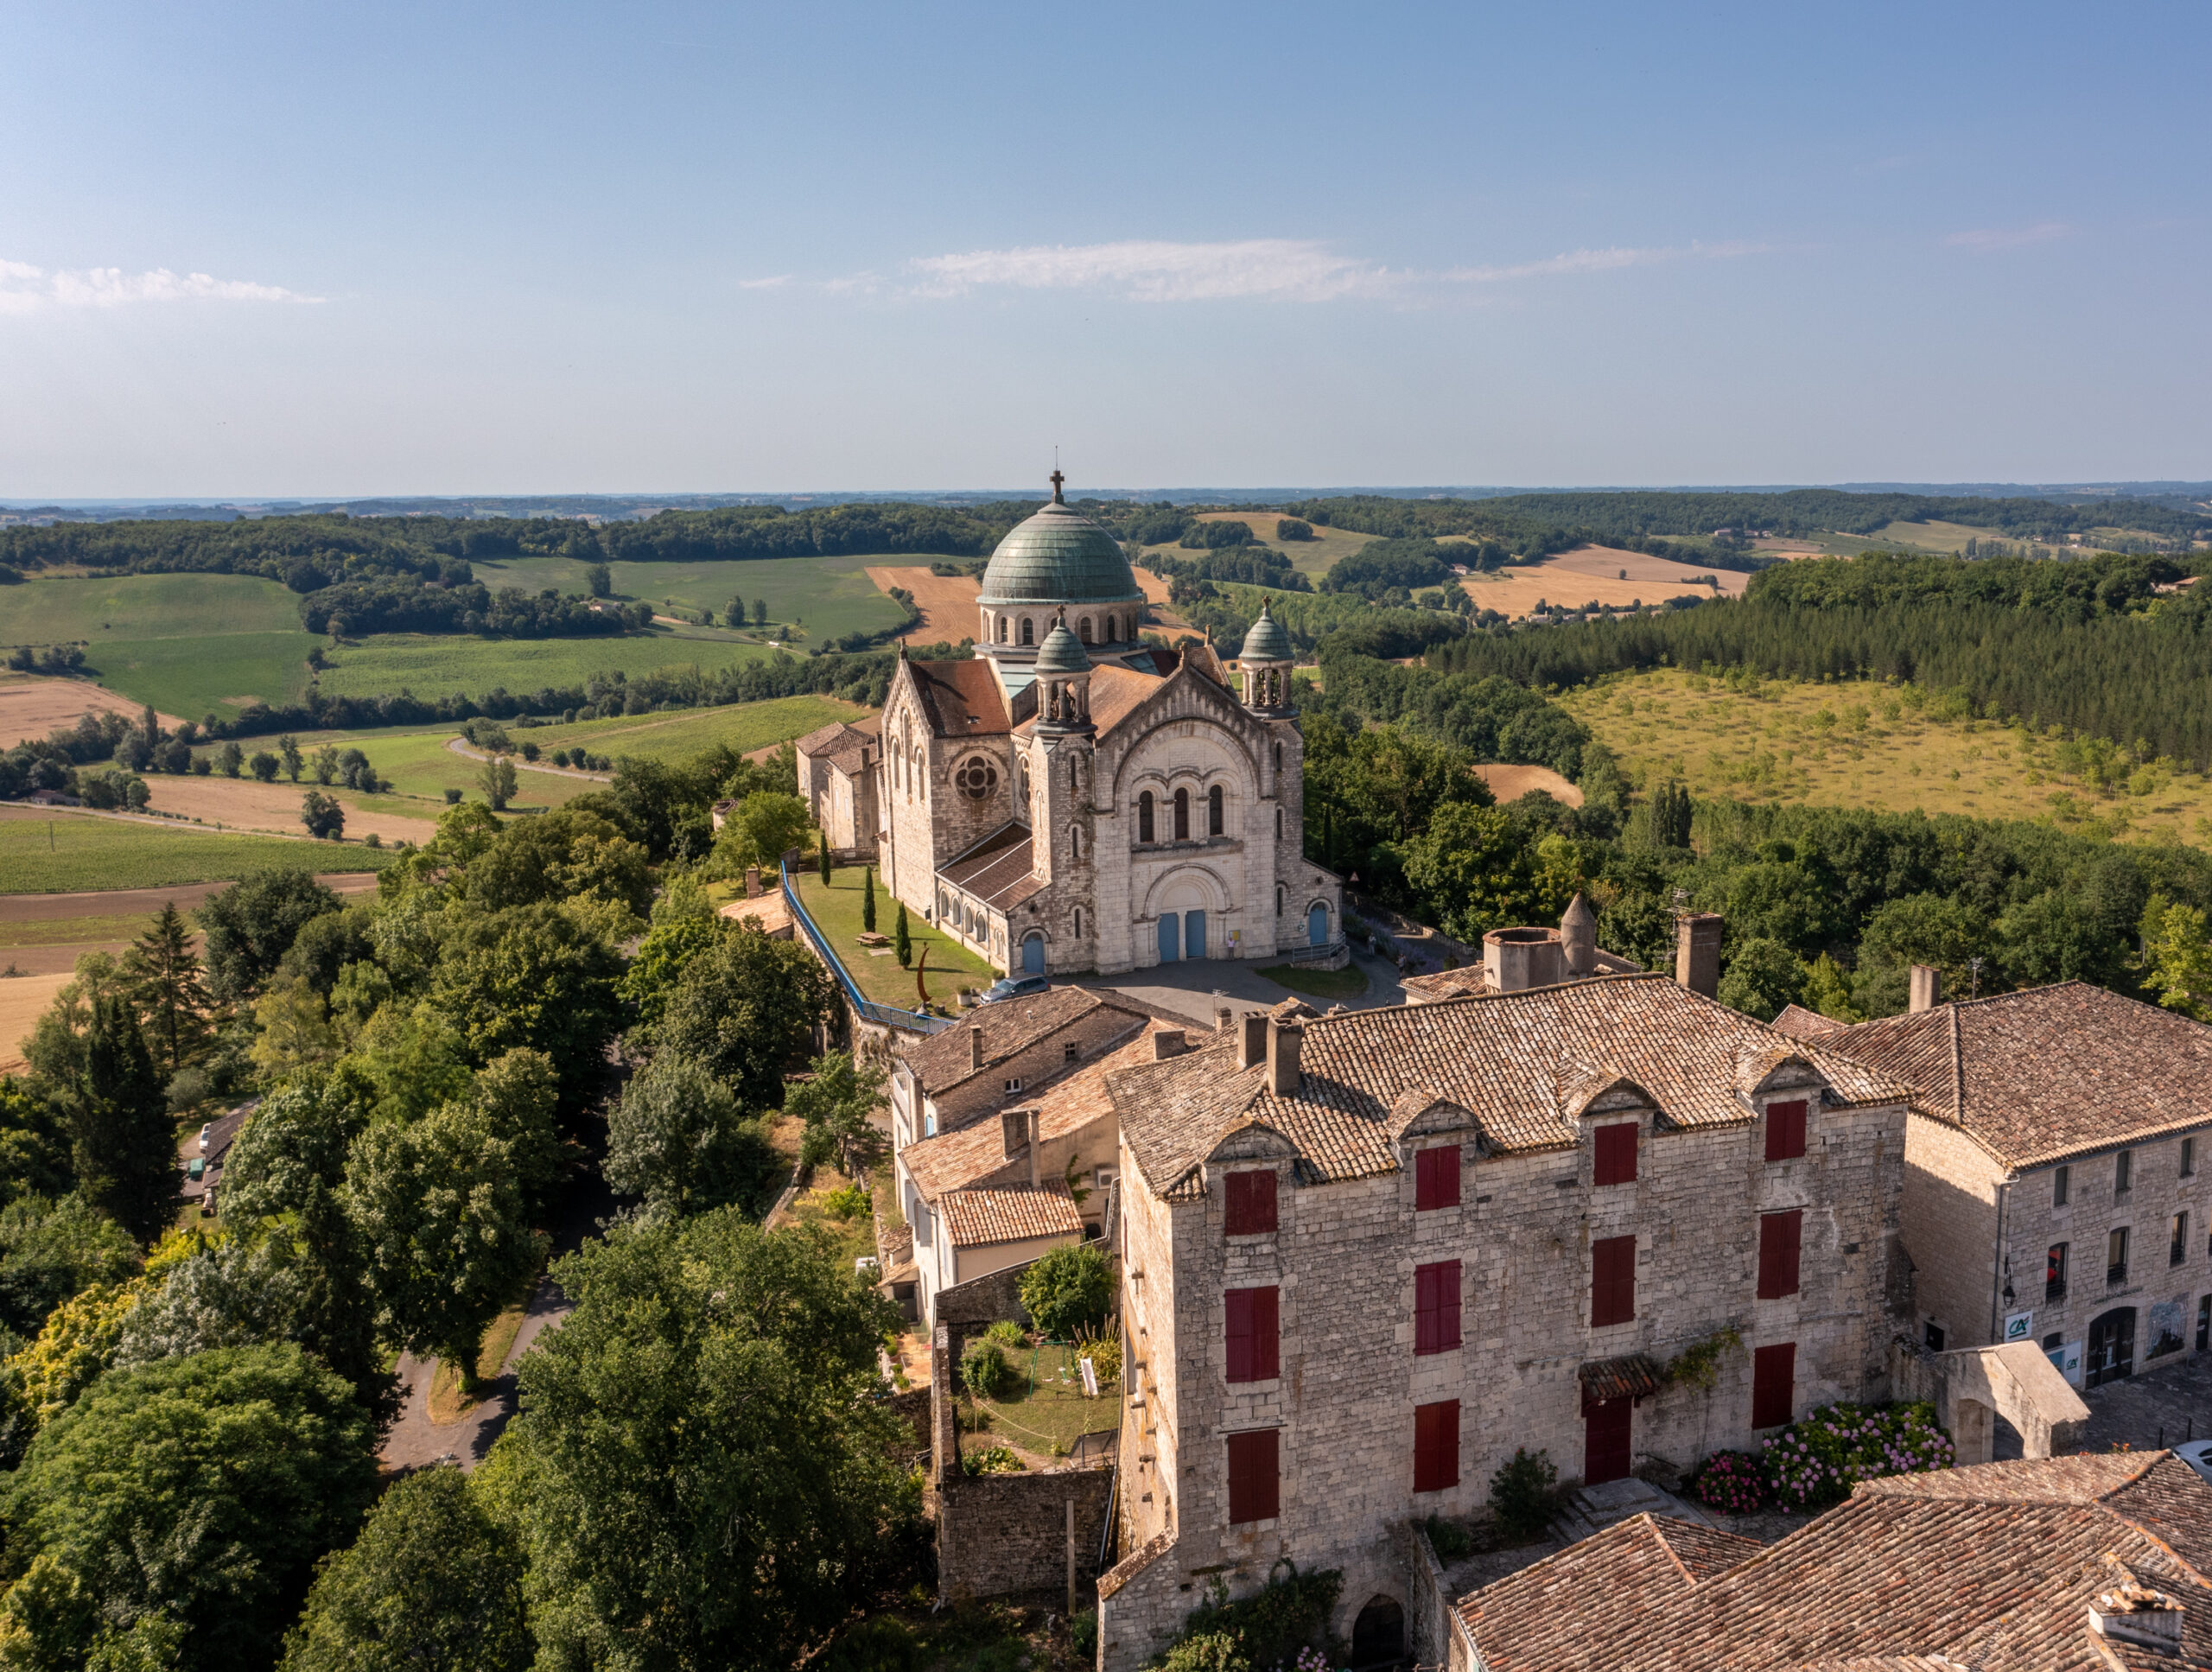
[1551,1475,1718,1544]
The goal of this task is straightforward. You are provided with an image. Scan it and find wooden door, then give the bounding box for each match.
[1585,1395,1632,1484]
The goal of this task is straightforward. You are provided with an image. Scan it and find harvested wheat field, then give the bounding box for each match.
[1477,764,1583,805]
[143,778,441,844]
[0,675,184,748]
[1460,545,1747,620]
[867,567,979,640]
[0,972,68,1074]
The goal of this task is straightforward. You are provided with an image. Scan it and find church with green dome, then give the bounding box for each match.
[871,474,1344,978]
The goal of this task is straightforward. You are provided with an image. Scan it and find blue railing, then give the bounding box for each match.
[780,862,952,1036]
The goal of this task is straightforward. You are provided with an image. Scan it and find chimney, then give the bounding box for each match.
[1027,1108,1041,1188]
[1910,963,1942,1014]
[745,865,761,900]
[1266,1020,1302,1095]
[969,1025,985,1073]
[1153,1030,1191,1062]
[2088,1583,2183,1655]
[1217,1005,1234,1033]
[1675,912,1723,999]
[1241,1013,1268,1071]
[1001,1107,1026,1161]
[1484,926,1565,994]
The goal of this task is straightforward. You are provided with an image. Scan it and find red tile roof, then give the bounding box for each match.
[898,988,1146,1100]
[1821,982,2212,1167]
[1456,1453,2212,1672]
[909,659,1010,737]
[940,1181,1084,1249]
[1772,1002,1847,1039]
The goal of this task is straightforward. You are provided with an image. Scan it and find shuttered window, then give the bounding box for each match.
[1414,1260,1462,1355]
[1226,1429,1279,1524]
[1225,1286,1279,1383]
[1414,1146,1461,1211]
[1765,1100,1808,1162]
[1757,1210,1803,1300]
[1593,1122,1637,1186]
[1751,1342,1796,1429]
[1591,1235,1637,1327]
[1414,1400,1459,1493]
[1224,1170,1277,1237]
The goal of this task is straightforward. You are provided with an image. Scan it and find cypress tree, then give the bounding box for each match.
[893,905,911,968]
[71,995,175,1243]
[862,868,876,933]
[817,830,831,886]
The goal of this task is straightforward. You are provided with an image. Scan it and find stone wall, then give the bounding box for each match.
[1391,1518,1462,1671]
[1899,1113,2003,1350]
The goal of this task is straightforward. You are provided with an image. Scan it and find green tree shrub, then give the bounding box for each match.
[1017,1243,1114,1339]
[1488,1447,1559,1542]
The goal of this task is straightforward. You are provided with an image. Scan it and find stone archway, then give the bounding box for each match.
[1351,1595,1405,1668]
[1145,866,1228,963]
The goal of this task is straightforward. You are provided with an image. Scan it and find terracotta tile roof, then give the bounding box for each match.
[897,987,1147,1100]
[1455,1453,2212,1672]
[1821,982,2212,1168]
[938,823,1042,910]
[939,1181,1084,1249]
[900,1017,1172,1202]
[1579,1352,1663,1403]
[823,737,874,774]
[1109,976,1908,1194]
[795,720,870,756]
[1084,664,1166,738]
[1772,1002,1847,1039]
[910,660,1010,737]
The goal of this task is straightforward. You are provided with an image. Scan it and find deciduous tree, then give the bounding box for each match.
[650,925,835,1111]
[195,869,341,1002]
[604,1055,776,1217]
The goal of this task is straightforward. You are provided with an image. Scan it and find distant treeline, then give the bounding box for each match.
[299,577,650,638]
[1428,551,2212,769]
[1285,488,2212,549]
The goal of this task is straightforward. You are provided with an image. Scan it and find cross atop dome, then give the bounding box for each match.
[1049,467,1065,504]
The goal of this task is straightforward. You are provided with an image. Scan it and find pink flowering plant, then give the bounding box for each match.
[1688,1450,1767,1514]
[1761,1400,1953,1510]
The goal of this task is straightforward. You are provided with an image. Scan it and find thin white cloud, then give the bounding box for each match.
[1945,221,2071,251]
[821,236,1766,304]
[736,274,792,289]
[0,259,321,315]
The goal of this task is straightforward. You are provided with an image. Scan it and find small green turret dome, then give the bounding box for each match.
[1033,616,1092,676]
[978,476,1145,607]
[1238,601,1294,664]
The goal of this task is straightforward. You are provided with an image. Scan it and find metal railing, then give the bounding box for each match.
[781,861,952,1035]
[1286,937,1349,967]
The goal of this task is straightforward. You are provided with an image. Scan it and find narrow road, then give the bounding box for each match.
[442,736,611,783]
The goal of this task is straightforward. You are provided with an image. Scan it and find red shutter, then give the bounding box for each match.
[1757,1210,1803,1300]
[1414,1260,1462,1355]
[1414,1400,1459,1492]
[1751,1342,1796,1428]
[1226,1286,1278,1383]
[1593,1122,1638,1186]
[1765,1100,1808,1162]
[1415,1145,1461,1211]
[1226,1429,1279,1524]
[1225,1170,1278,1236]
[1591,1235,1637,1326]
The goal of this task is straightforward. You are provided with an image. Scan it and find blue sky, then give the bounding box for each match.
[2,1,2207,496]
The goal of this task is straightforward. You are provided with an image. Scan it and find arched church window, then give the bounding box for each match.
[1173,789,1190,841]
[1276,885,1284,918]
[1103,614,1116,641]
[1138,791,1154,843]
[1020,618,1034,646]
[1207,785,1224,837]
[995,614,1008,644]
[1078,617,1093,644]
[954,757,999,801]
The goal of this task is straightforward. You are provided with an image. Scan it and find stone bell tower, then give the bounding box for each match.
[1237,601,1295,715]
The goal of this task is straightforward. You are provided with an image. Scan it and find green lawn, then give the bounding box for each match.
[468,553,913,644]
[89,632,320,717]
[969,1340,1120,1462]
[518,695,861,765]
[0,812,391,893]
[312,626,780,700]
[791,863,999,1009]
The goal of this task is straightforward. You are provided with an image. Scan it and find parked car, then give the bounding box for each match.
[187,1156,206,1182]
[197,1123,213,1153]
[977,974,1050,1005]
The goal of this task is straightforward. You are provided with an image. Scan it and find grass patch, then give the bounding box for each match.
[518,694,861,763]
[469,552,914,644]
[0,572,302,640]
[312,626,779,702]
[87,632,322,717]
[1258,962,1369,1001]
[791,863,999,1010]
[967,1339,1120,1462]
[0,811,392,893]
[0,913,161,949]
[782,1167,879,1269]
[427,1262,542,1422]
[1559,666,2212,845]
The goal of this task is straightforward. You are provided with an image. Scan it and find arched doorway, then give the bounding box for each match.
[1308,903,1328,946]
[1020,933,1046,975]
[1351,1596,1405,1669]
[2088,1306,2136,1387]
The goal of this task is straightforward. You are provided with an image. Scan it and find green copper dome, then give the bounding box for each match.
[1033,616,1093,675]
[1238,601,1294,664]
[978,483,1144,607]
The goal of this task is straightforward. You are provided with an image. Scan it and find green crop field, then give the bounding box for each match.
[312,626,779,701]
[0,811,393,893]
[468,553,912,644]
[518,695,863,765]
[0,574,321,715]
[1560,666,2212,845]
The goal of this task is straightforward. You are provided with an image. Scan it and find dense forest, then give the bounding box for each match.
[297,577,651,639]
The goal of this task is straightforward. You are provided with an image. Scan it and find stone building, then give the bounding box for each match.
[1094,971,1912,1670]
[793,719,879,855]
[1778,976,2212,1390]
[1449,1451,2212,1670]
[1399,894,1644,1002]
[871,474,1341,977]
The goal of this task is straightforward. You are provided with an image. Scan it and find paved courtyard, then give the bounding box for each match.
[2072,1346,2212,1453]
[1072,944,1405,1027]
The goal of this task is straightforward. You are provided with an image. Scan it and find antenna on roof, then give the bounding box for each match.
[1967,955,1984,1001]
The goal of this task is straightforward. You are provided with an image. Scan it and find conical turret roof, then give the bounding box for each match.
[1238,601,1294,664]
[1033,613,1092,675]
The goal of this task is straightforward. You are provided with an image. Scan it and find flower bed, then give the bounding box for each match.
[1760,1401,1953,1510]
[1688,1450,1767,1514]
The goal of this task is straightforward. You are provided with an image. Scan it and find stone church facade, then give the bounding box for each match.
[873,476,1342,977]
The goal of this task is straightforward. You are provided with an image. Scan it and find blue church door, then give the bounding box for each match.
[1020,934,1046,975]
[1158,914,1179,963]
[1308,904,1328,946]
[1184,910,1206,958]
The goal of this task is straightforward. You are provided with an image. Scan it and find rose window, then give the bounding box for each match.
[955,759,999,800]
